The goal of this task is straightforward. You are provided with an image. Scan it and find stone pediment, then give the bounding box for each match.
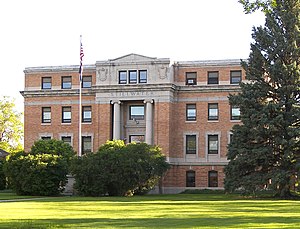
[109,53,157,63]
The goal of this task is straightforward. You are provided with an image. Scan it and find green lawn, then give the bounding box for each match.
[0,193,300,228]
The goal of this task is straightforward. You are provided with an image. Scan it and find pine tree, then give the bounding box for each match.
[225,0,300,198]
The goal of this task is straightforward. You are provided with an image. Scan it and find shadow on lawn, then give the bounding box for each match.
[1,215,300,229]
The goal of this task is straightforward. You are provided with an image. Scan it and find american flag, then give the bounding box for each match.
[79,36,84,80]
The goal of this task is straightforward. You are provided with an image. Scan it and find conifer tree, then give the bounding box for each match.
[225,0,300,198]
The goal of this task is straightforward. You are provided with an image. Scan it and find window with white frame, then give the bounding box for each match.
[186,135,197,154]
[230,70,242,84]
[231,105,241,120]
[208,103,218,120]
[42,77,52,89]
[61,76,72,89]
[42,107,51,123]
[208,71,219,84]
[208,170,218,187]
[82,76,92,88]
[62,106,71,123]
[208,134,219,154]
[186,104,196,121]
[129,105,145,120]
[61,136,72,146]
[82,136,92,154]
[82,106,92,123]
[186,72,197,85]
[186,170,196,187]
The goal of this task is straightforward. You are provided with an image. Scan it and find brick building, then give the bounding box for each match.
[21,53,243,193]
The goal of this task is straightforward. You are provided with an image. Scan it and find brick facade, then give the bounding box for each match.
[21,54,244,193]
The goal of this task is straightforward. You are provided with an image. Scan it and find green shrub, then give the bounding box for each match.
[71,140,170,196]
[4,140,75,196]
[0,159,6,190]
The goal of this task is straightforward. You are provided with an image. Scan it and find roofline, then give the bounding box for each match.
[24,64,96,73]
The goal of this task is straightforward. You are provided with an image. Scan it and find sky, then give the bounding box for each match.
[0,0,265,112]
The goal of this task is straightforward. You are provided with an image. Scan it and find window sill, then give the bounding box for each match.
[61,123,72,125]
[185,120,197,123]
[41,123,51,125]
[207,120,219,123]
[230,120,241,123]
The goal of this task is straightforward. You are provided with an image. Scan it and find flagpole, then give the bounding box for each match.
[78,35,84,157]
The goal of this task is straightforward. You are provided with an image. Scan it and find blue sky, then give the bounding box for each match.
[0,0,264,112]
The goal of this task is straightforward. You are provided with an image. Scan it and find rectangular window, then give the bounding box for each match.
[129,135,145,143]
[186,104,196,121]
[230,70,242,84]
[186,135,196,154]
[129,70,137,84]
[139,70,147,83]
[186,171,196,187]
[208,135,219,154]
[62,106,71,123]
[61,76,72,89]
[61,136,72,145]
[42,77,52,89]
[82,106,92,123]
[82,76,92,88]
[208,103,218,120]
[82,136,92,154]
[208,171,218,187]
[208,71,219,84]
[42,107,51,123]
[41,136,51,140]
[186,72,197,85]
[119,71,127,84]
[231,106,241,120]
[129,105,144,120]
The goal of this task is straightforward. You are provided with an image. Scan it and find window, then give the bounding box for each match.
[139,70,147,83]
[82,106,92,123]
[186,135,196,154]
[186,171,196,187]
[41,136,51,140]
[62,106,71,123]
[129,135,145,143]
[208,71,219,84]
[119,71,127,84]
[186,72,197,85]
[42,77,52,89]
[208,171,218,187]
[129,105,144,120]
[82,136,92,154]
[231,106,241,120]
[208,135,218,154]
[208,103,218,120]
[186,104,196,121]
[61,136,72,145]
[61,76,72,89]
[230,70,242,84]
[82,76,92,88]
[129,70,137,84]
[42,107,51,123]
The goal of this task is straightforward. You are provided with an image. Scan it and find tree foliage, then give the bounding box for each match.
[0,159,5,190]
[225,0,300,198]
[0,96,23,153]
[4,139,75,196]
[71,140,170,196]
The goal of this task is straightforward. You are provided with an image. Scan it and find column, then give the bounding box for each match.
[144,99,154,145]
[111,101,121,140]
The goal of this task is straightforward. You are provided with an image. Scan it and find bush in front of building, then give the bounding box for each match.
[71,140,169,196]
[4,140,75,196]
[0,159,6,190]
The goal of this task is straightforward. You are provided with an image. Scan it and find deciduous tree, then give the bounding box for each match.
[0,96,23,152]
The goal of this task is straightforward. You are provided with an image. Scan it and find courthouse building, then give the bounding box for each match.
[21,54,243,193]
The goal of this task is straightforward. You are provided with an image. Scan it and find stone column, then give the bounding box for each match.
[144,99,154,145]
[111,100,121,140]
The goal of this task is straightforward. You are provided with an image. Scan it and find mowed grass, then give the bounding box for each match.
[0,193,300,228]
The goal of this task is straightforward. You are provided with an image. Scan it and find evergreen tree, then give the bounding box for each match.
[225,0,300,198]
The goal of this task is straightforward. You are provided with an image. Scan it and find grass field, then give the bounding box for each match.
[1,193,300,228]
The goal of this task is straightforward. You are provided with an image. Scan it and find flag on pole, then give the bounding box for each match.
[79,35,84,81]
